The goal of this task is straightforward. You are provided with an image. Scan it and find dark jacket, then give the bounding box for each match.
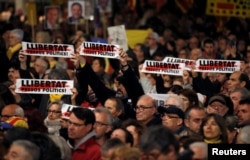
[146,113,162,127]
[192,74,221,100]
[76,63,144,119]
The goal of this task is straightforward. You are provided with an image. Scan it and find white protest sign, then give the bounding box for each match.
[61,103,78,120]
[61,103,79,113]
[140,60,185,76]
[107,25,128,51]
[195,59,240,73]
[61,103,95,113]
[15,79,74,95]
[80,42,120,59]
[22,42,74,58]
[163,57,195,70]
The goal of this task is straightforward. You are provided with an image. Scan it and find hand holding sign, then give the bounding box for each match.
[18,50,26,62]
[8,83,17,96]
[70,53,79,68]
[230,45,237,58]
[119,48,128,66]
[8,84,22,103]
[71,87,78,105]
[70,53,86,69]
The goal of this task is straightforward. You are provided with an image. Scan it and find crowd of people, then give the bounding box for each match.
[1,1,250,160]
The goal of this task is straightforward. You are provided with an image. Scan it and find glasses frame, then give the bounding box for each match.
[134,105,154,111]
[47,109,61,114]
[67,120,85,127]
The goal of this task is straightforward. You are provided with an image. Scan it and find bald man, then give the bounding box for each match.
[0,104,24,122]
[135,95,161,126]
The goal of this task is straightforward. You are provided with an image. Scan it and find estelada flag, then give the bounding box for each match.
[175,0,194,13]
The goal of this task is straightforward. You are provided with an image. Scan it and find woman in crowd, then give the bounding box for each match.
[200,114,228,144]
[44,101,63,136]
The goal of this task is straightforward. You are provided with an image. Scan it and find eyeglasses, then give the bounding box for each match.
[67,120,85,127]
[95,121,109,127]
[134,105,154,111]
[161,113,179,119]
[210,104,225,109]
[47,110,61,114]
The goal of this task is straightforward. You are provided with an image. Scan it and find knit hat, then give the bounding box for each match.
[208,94,234,115]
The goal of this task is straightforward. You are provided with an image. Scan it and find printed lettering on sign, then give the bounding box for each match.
[194,59,240,73]
[140,60,184,76]
[22,42,74,58]
[15,79,74,95]
[80,42,120,59]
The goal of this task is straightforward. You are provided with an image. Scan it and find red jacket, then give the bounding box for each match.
[71,137,101,160]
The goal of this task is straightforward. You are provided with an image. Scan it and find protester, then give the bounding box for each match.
[7,29,23,67]
[158,105,186,135]
[135,95,161,127]
[182,105,206,137]
[237,97,250,128]
[44,101,62,136]
[93,107,113,145]
[67,107,101,159]
[4,140,40,160]
[139,125,179,160]
[1,104,25,122]
[200,114,228,144]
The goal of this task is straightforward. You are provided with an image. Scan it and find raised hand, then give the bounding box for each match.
[119,48,128,66]
[18,50,27,63]
[71,87,78,105]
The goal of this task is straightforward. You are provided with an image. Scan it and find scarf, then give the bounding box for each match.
[49,94,63,102]
[7,43,22,60]
[204,139,223,144]
[67,130,96,150]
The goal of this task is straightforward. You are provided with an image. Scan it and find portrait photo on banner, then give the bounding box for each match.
[68,0,85,24]
[44,6,60,30]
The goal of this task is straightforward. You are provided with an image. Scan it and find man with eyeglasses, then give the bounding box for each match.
[67,107,101,160]
[206,94,234,117]
[93,107,113,145]
[135,95,161,127]
[158,105,185,135]
[0,104,24,122]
